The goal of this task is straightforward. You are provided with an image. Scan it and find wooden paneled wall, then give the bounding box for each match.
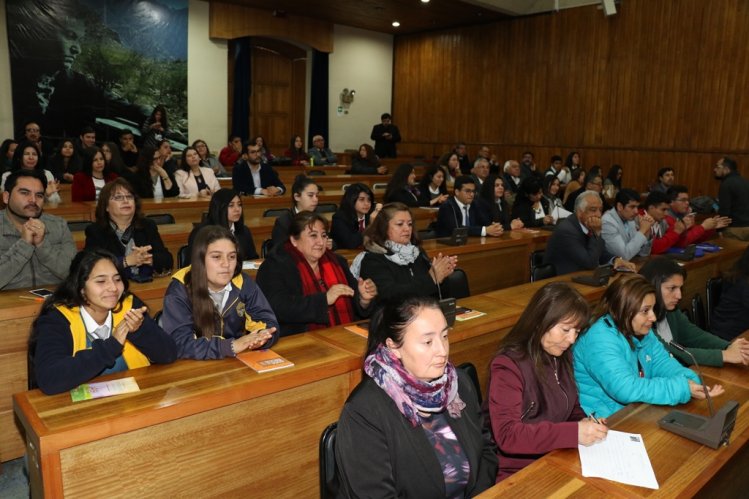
[393,0,749,196]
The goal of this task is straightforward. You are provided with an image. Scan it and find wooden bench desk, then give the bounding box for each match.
[13,334,361,498]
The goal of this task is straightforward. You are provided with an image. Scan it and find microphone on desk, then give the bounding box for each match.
[656,341,739,449]
[669,341,714,417]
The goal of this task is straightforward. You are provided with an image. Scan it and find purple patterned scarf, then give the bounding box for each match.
[364,344,465,427]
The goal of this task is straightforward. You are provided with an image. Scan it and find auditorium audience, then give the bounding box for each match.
[0,170,76,290]
[640,257,749,366]
[502,160,522,205]
[118,129,139,169]
[158,139,178,176]
[573,275,722,418]
[46,138,81,182]
[284,135,310,166]
[370,112,401,158]
[650,166,675,193]
[101,141,127,176]
[545,155,570,185]
[31,249,177,395]
[351,143,387,175]
[563,172,603,213]
[1,139,17,172]
[161,225,279,359]
[486,282,607,481]
[477,174,523,231]
[510,176,554,228]
[601,188,654,260]
[174,146,220,198]
[232,142,286,196]
[2,141,61,203]
[440,152,462,183]
[141,105,170,148]
[711,246,749,341]
[336,295,497,497]
[477,145,501,175]
[126,146,179,199]
[544,190,635,275]
[665,185,730,247]
[84,178,173,280]
[72,146,117,202]
[562,168,585,206]
[469,158,490,189]
[253,135,275,166]
[75,125,97,156]
[454,142,471,173]
[383,163,420,207]
[564,151,581,173]
[436,176,503,237]
[219,135,243,167]
[330,183,381,249]
[256,212,376,336]
[270,175,331,250]
[642,190,685,255]
[308,135,337,165]
[193,139,228,178]
[542,175,569,222]
[714,156,749,241]
[357,203,457,301]
[417,165,449,207]
[603,164,623,203]
[186,188,259,265]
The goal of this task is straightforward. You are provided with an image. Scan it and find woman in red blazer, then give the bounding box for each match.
[72,146,118,201]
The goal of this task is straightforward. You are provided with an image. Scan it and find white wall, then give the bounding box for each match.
[328,25,393,153]
[0,5,14,140]
[187,0,228,152]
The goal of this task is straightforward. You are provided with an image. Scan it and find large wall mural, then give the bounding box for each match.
[6,0,188,144]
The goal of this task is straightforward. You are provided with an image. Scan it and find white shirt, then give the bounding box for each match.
[453,198,487,236]
[93,177,106,200]
[80,307,113,341]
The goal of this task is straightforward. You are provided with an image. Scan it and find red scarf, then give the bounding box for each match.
[284,241,356,330]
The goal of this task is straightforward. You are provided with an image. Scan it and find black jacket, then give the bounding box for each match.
[435,197,489,237]
[255,246,371,336]
[331,210,369,249]
[336,371,497,498]
[543,215,614,275]
[84,218,173,273]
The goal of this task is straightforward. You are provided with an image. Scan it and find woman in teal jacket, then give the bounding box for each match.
[573,275,722,418]
[640,257,749,367]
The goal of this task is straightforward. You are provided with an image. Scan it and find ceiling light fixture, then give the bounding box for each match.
[392,21,400,27]
[421,0,430,3]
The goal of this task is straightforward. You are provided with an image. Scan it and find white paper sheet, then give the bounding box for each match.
[578,429,659,490]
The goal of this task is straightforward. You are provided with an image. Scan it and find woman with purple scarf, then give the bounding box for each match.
[335,295,497,498]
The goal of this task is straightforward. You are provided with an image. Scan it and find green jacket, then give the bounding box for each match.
[654,310,730,367]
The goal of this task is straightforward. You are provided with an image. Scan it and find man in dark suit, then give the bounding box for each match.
[435,176,503,237]
[370,113,401,158]
[232,143,286,196]
[544,190,635,275]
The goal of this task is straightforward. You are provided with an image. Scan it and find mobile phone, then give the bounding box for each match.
[30,288,53,298]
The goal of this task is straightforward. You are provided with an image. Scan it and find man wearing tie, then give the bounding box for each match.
[435,176,503,237]
[601,188,655,259]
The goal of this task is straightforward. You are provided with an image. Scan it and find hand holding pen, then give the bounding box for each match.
[578,411,609,446]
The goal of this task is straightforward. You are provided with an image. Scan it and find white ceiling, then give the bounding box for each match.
[462,0,603,16]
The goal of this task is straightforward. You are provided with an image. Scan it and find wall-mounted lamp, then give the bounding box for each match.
[340,88,356,107]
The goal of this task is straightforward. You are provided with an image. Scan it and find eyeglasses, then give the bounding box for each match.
[111,194,135,202]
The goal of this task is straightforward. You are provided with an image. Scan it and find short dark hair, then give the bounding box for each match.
[522,151,534,158]
[289,211,329,239]
[4,169,47,193]
[594,274,656,350]
[657,167,674,179]
[453,175,476,192]
[228,134,241,143]
[615,188,641,208]
[722,156,738,172]
[666,185,689,202]
[80,125,95,136]
[550,155,562,163]
[380,113,392,120]
[645,190,670,209]
[118,129,134,138]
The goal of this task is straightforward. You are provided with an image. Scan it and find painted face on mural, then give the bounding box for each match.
[55,19,85,72]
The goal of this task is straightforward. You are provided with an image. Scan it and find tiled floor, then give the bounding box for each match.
[0,458,28,498]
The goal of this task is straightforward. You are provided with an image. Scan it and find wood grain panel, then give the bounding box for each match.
[58,374,349,498]
[209,2,333,52]
[393,0,749,198]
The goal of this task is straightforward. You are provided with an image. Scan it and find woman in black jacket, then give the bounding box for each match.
[125,145,179,199]
[84,178,173,280]
[331,183,380,249]
[186,188,259,265]
[383,163,421,207]
[511,176,554,228]
[477,174,524,231]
